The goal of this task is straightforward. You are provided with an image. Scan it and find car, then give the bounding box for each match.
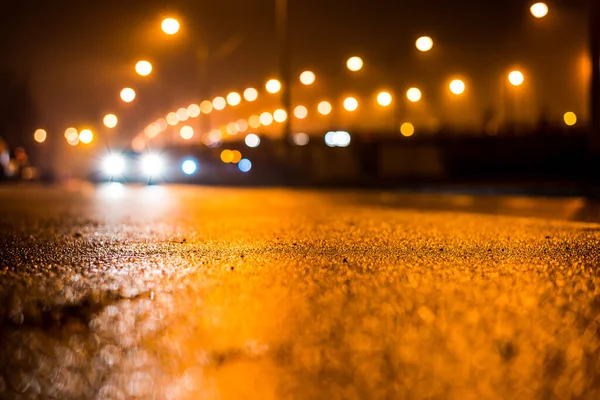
[97,150,168,184]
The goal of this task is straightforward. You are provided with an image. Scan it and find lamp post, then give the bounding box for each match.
[276,0,291,140]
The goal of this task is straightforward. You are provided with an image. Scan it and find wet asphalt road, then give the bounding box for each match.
[1,183,600,399]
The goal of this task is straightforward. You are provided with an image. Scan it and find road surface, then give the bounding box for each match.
[0,183,599,399]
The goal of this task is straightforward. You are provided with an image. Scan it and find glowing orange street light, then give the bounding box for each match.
[299,71,316,85]
[530,2,549,19]
[508,70,525,86]
[103,114,118,128]
[416,36,433,52]
[266,79,282,94]
[376,91,393,107]
[79,129,94,144]
[343,97,359,111]
[34,129,47,143]
[449,79,466,95]
[346,56,364,72]
[120,88,136,103]
[406,87,422,102]
[161,18,180,35]
[135,60,153,76]
[317,101,332,115]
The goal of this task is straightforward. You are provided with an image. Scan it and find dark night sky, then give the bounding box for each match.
[0,0,592,144]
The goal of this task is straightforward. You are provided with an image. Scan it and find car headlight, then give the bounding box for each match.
[141,154,163,176]
[181,159,198,175]
[102,154,126,176]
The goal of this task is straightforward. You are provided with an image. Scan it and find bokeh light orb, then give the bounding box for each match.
[161,18,180,35]
[299,71,316,85]
[245,133,260,148]
[103,114,118,128]
[273,109,287,123]
[292,132,310,146]
[200,100,213,114]
[265,79,282,94]
[343,97,359,111]
[166,112,179,126]
[346,56,364,72]
[294,105,308,119]
[181,159,197,175]
[34,129,47,143]
[530,2,549,19]
[563,111,577,126]
[238,158,252,172]
[449,79,466,95]
[135,60,153,77]
[212,96,227,110]
[220,149,234,163]
[180,125,194,140]
[317,101,332,115]
[260,112,274,126]
[243,87,259,102]
[120,88,136,103]
[416,36,434,52]
[64,127,78,142]
[406,87,422,102]
[79,129,94,144]
[187,104,201,118]
[226,91,242,106]
[176,107,189,121]
[231,150,242,164]
[377,91,393,107]
[400,122,415,137]
[508,70,525,86]
[248,115,261,128]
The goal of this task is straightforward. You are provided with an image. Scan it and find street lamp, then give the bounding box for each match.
[266,79,282,94]
[161,18,180,35]
[449,79,466,95]
[415,36,434,52]
[299,71,316,85]
[346,56,364,72]
[226,92,242,106]
[377,91,393,107]
[343,97,359,111]
[406,87,422,102]
[135,60,153,77]
[508,70,524,86]
[564,111,577,126]
[79,129,94,144]
[103,114,118,128]
[120,88,136,103]
[34,129,47,143]
[530,2,549,19]
[294,105,308,119]
[243,88,259,102]
[317,101,332,115]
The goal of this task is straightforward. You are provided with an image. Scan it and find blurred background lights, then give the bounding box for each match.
[141,154,163,176]
[200,100,213,114]
[299,71,316,85]
[325,131,351,147]
[260,112,274,126]
[266,79,282,94]
[166,112,178,126]
[102,154,125,176]
[317,101,332,115]
[273,109,287,122]
[135,60,152,76]
[243,88,258,102]
[231,150,242,164]
[212,96,227,110]
[226,122,239,135]
[237,119,249,132]
[180,125,194,140]
[416,36,434,52]
[120,88,136,103]
[292,132,310,146]
[181,159,197,175]
[34,129,47,143]
[449,79,466,95]
[176,107,189,121]
[406,87,422,102]
[508,70,525,86]
[530,2,548,18]
[64,127,78,142]
[245,133,260,148]
[401,122,415,137]
[294,105,308,119]
[220,149,234,163]
[248,115,261,128]
[343,97,359,111]
[226,91,242,106]
[161,18,180,35]
[377,91,393,106]
[79,129,94,144]
[238,158,252,172]
[187,104,200,118]
[103,113,118,128]
[564,112,577,126]
[346,56,363,72]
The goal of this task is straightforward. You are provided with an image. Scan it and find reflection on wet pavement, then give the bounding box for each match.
[0,185,599,399]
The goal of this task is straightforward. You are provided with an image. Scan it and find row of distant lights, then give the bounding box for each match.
[34,3,555,145]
